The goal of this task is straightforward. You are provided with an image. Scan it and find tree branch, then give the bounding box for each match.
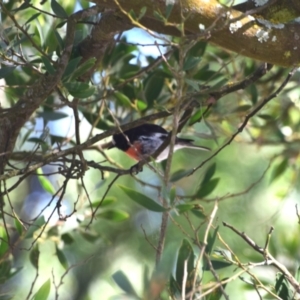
[0,6,100,173]
[94,0,300,67]
[77,9,133,79]
[223,222,300,293]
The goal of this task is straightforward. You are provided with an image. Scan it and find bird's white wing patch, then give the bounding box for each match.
[150,132,168,140]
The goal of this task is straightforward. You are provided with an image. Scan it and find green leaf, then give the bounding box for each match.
[184,78,200,91]
[196,178,220,198]
[25,13,41,25]
[247,84,258,104]
[36,168,56,194]
[27,138,49,152]
[275,273,285,292]
[32,278,51,300]
[170,275,181,298]
[231,104,252,114]
[51,0,68,18]
[82,111,113,130]
[13,1,30,11]
[170,169,193,182]
[202,163,217,185]
[50,135,67,145]
[176,204,195,213]
[91,197,116,208]
[153,10,165,22]
[47,226,58,237]
[165,3,174,19]
[270,158,288,183]
[138,7,147,20]
[76,86,96,99]
[27,138,46,144]
[0,66,16,79]
[54,30,64,51]
[183,56,201,71]
[97,209,129,222]
[56,246,68,270]
[29,245,40,269]
[169,186,176,204]
[37,111,68,121]
[14,218,23,236]
[64,81,87,93]
[203,260,232,271]
[64,81,95,99]
[214,249,232,261]
[176,239,194,292]
[191,209,206,219]
[295,266,300,282]
[61,233,74,244]
[0,227,9,258]
[119,185,167,212]
[206,279,228,300]
[188,41,207,57]
[0,260,11,285]
[0,261,22,285]
[207,78,228,92]
[80,231,99,243]
[41,56,56,75]
[128,9,137,20]
[143,265,149,292]
[112,270,138,297]
[62,56,82,81]
[69,57,96,80]
[56,20,67,29]
[189,108,206,125]
[25,216,45,239]
[136,99,147,111]
[144,70,167,107]
[257,114,274,121]
[275,273,293,300]
[114,91,132,108]
[206,226,219,255]
[193,64,213,80]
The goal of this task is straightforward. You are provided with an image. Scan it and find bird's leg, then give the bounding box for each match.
[129,162,143,175]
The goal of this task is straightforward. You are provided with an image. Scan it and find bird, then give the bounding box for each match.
[109,123,210,162]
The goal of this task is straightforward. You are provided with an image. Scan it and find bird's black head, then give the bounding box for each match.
[112,123,168,151]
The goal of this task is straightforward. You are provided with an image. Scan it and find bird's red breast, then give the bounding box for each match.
[125,142,143,161]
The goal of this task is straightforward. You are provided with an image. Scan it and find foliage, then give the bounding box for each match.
[0,0,300,299]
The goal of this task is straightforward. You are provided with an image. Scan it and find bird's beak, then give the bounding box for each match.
[99,141,115,149]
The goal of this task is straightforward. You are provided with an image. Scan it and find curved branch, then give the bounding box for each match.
[94,0,300,67]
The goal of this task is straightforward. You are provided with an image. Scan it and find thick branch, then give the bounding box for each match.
[234,0,300,22]
[0,6,100,173]
[77,9,132,80]
[94,0,300,67]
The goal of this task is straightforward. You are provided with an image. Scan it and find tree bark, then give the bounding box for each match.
[94,0,300,67]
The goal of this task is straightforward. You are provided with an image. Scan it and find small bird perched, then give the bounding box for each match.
[109,123,210,162]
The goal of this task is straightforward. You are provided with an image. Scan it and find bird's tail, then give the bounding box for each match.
[176,138,211,151]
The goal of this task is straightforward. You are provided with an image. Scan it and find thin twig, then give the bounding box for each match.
[141,224,158,251]
[87,174,120,227]
[155,209,169,265]
[189,201,218,300]
[203,253,229,300]
[223,222,300,293]
[192,67,297,174]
